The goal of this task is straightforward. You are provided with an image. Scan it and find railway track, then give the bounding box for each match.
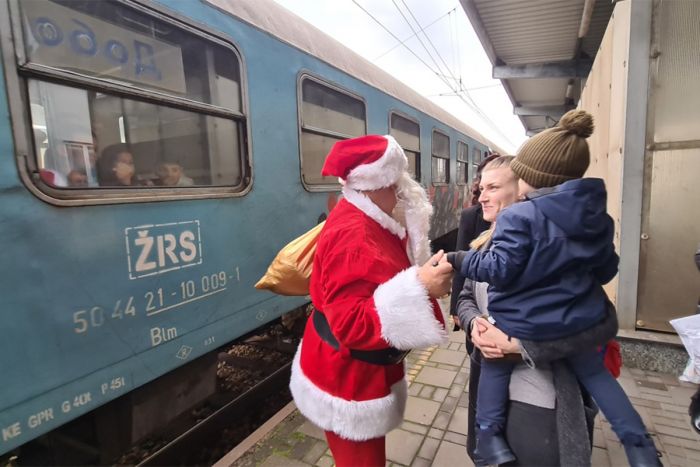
[0,311,304,467]
[138,361,292,466]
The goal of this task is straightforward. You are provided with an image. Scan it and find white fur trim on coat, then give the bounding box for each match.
[345,135,407,191]
[374,266,448,349]
[343,187,406,239]
[289,342,406,441]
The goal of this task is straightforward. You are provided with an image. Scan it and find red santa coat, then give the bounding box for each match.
[290,190,447,441]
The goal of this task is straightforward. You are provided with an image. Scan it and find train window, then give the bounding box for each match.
[431,130,450,185]
[389,112,420,181]
[29,80,242,188]
[472,147,483,181]
[16,0,248,197]
[456,141,469,185]
[19,0,242,110]
[299,76,366,188]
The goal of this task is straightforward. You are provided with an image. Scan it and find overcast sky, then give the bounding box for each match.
[272,0,526,153]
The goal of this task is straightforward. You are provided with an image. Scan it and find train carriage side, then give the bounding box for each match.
[0,0,493,456]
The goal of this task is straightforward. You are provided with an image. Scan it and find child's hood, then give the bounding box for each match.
[527,178,609,238]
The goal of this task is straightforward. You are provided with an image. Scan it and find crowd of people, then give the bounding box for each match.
[289,110,671,467]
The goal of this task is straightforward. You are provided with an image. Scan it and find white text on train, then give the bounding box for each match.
[125,221,202,279]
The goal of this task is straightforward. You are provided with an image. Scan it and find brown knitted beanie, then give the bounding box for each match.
[511,110,594,188]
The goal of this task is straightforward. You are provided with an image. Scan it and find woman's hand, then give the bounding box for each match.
[417,250,453,298]
[471,317,521,358]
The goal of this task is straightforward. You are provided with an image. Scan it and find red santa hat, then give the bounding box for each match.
[322,135,407,191]
[322,135,433,266]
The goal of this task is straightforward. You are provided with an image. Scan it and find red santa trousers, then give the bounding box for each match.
[325,431,385,467]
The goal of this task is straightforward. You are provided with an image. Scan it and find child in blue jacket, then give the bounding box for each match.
[448,110,660,467]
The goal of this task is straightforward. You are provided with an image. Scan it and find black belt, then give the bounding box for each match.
[312,308,409,366]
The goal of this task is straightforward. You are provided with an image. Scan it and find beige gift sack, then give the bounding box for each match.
[255,222,325,296]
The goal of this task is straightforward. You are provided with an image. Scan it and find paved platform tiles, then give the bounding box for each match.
[220,326,700,467]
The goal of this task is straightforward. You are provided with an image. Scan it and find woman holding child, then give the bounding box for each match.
[455,154,611,466]
[453,111,660,466]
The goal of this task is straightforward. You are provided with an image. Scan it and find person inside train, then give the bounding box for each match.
[155,162,194,187]
[289,135,452,467]
[455,155,619,466]
[97,144,142,187]
[450,110,660,466]
[67,169,88,188]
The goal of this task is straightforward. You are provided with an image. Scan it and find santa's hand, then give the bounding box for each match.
[418,250,453,298]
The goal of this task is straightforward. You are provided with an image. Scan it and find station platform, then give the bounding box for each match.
[216,308,700,467]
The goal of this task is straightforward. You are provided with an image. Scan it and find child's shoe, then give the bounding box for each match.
[474,429,516,466]
[622,434,662,467]
[689,387,700,434]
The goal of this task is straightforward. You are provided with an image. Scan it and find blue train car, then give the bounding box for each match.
[0,0,501,455]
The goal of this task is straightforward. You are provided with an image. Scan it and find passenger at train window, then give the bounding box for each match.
[97,144,140,187]
[38,168,68,188]
[67,170,89,188]
[155,162,194,187]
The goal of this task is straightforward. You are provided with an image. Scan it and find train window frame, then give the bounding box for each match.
[388,110,421,182]
[472,146,483,182]
[456,140,469,186]
[2,0,253,206]
[431,128,450,186]
[297,73,367,192]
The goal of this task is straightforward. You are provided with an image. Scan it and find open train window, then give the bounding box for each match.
[472,147,483,182]
[431,130,450,185]
[13,0,249,202]
[389,112,420,181]
[298,75,366,190]
[456,141,469,185]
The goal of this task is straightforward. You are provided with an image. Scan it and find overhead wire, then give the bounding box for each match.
[450,8,463,89]
[395,1,514,147]
[390,0,456,89]
[350,0,448,84]
[351,0,515,147]
[449,9,457,84]
[373,7,456,61]
[399,0,458,89]
[396,1,514,146]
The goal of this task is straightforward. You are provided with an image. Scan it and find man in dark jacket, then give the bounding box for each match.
[448,110,660,467]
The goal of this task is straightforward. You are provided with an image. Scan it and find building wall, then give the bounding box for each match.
[636,0,700,332]
[580,0,700,334]
[578,1,631,308]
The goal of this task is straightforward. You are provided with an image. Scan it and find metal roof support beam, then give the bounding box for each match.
[493,60,593,79]
[616,0,652,331]
[514,105,574,119]
[459,0,498,64]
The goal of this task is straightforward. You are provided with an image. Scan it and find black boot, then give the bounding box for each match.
[474,430,516,466]
[622,435,662,467]
[689,387,700,434]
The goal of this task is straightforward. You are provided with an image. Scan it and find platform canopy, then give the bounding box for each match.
[460,0,615,136]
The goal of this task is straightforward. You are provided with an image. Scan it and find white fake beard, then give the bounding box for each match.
[392,173,433,266]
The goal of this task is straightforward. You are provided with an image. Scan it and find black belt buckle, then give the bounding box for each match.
[312,308,409,366]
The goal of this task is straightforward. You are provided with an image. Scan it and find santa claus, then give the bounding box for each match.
[289,134,453,466]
